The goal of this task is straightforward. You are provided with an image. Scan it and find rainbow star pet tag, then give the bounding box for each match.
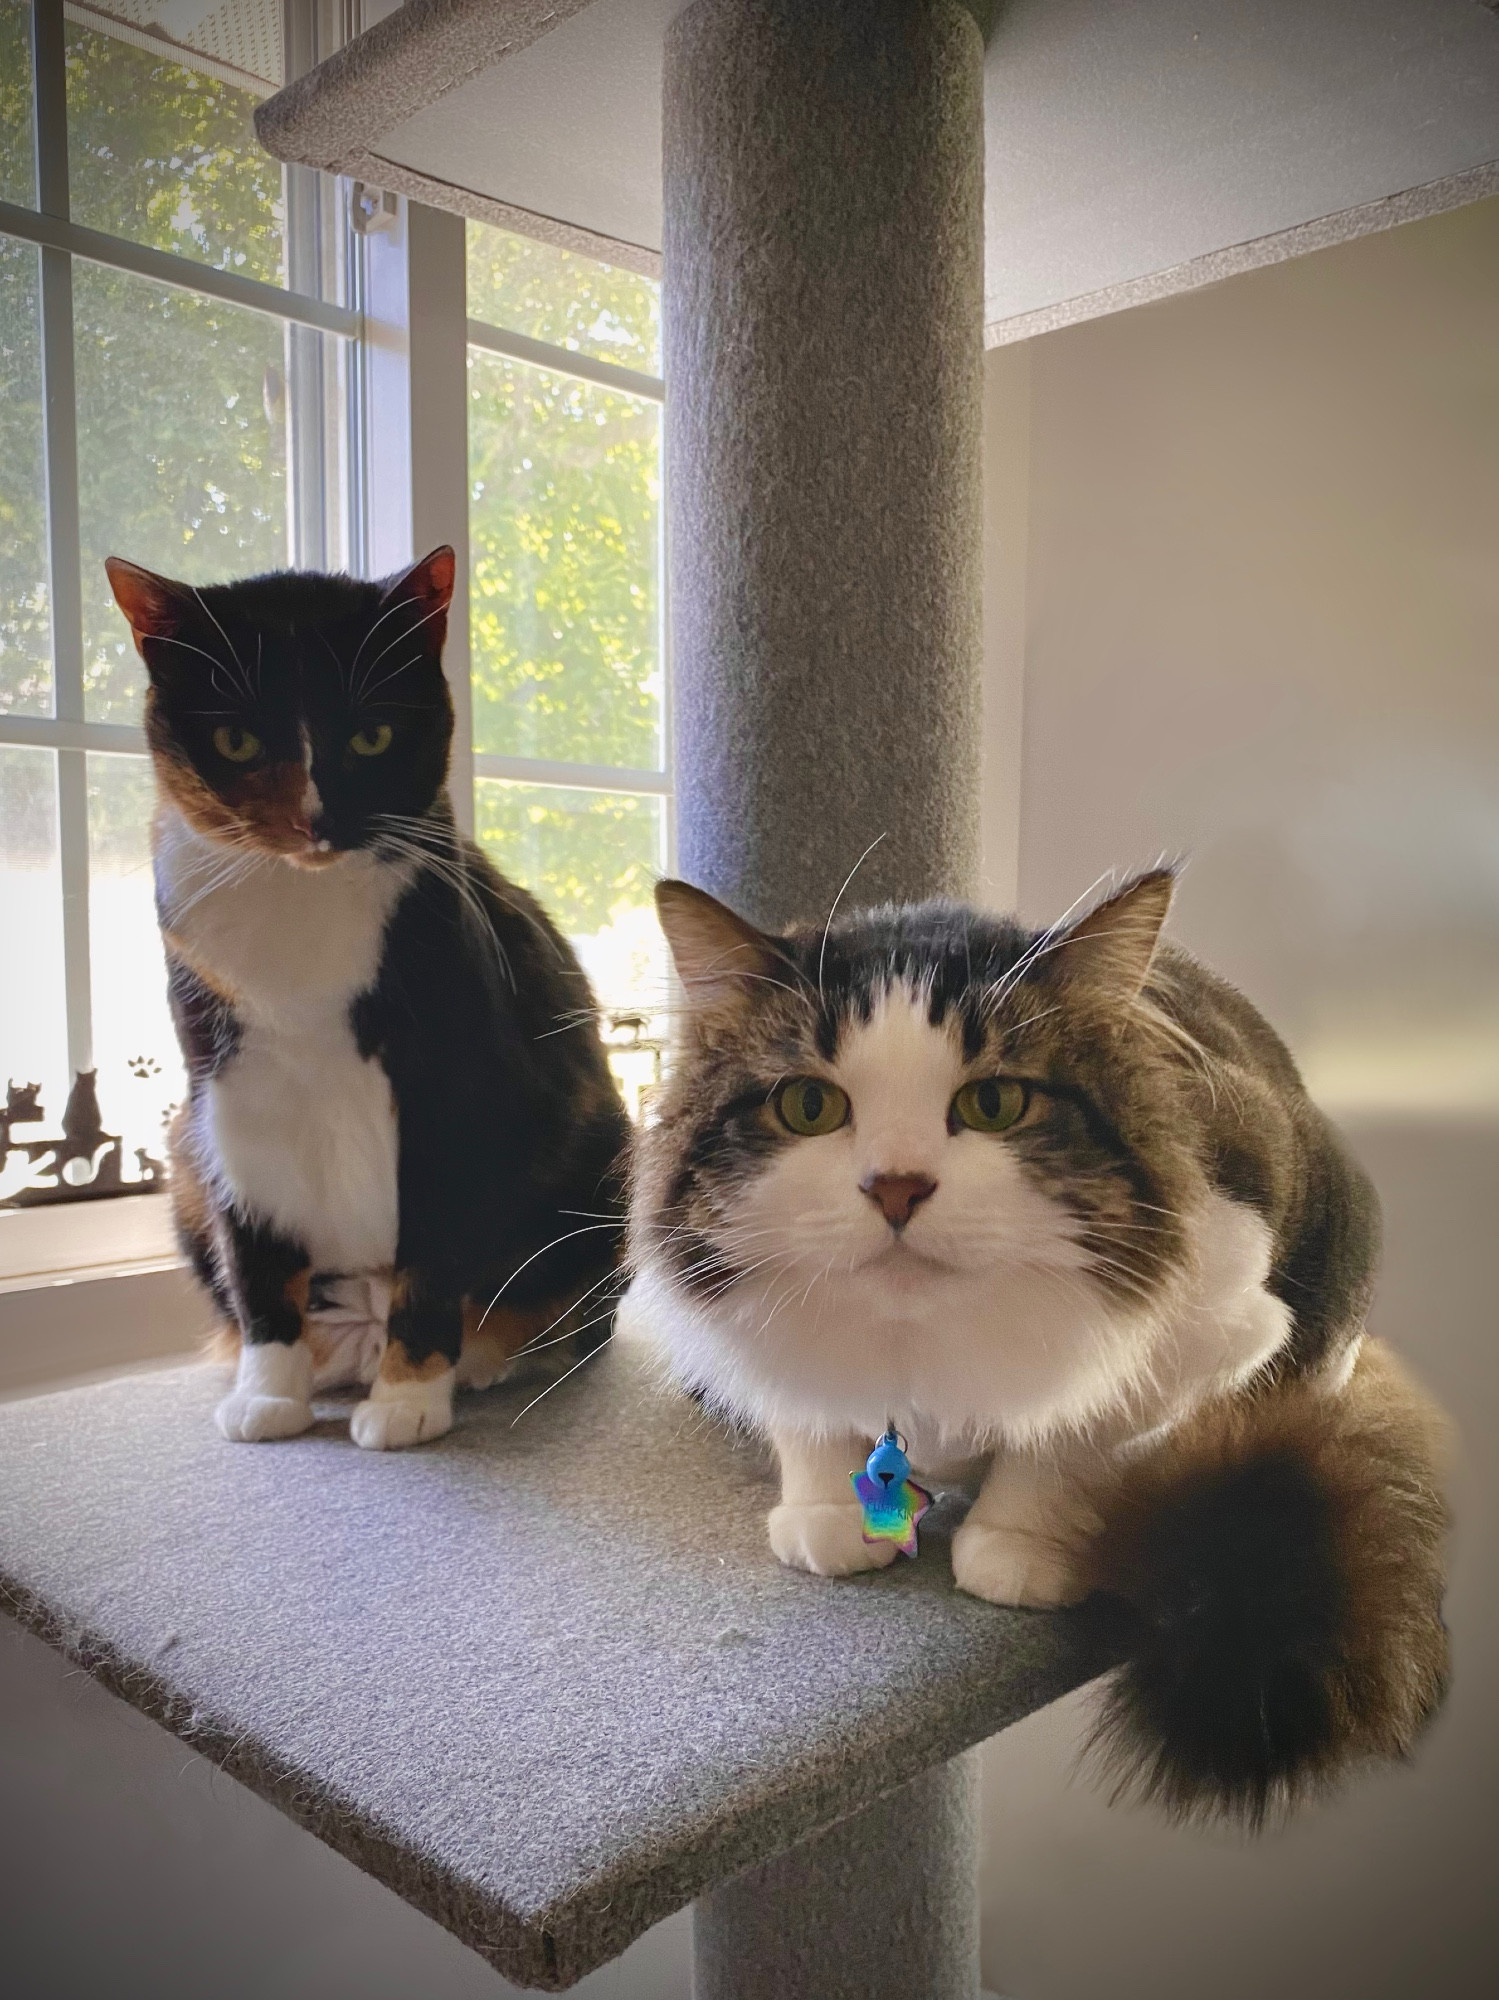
[852,1428,931,1557]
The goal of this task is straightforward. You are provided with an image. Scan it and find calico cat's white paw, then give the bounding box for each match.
[215,1389,314,1442]
[768,1501,901,1577]
[216,1340,314,1442]
[951,1518,1086,1608]
[349,1375,454,1450]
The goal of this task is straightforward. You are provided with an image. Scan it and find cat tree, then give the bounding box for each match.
[6,1,1495,1994]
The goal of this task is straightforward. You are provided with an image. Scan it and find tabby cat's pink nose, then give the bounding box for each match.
[860,1172,937,1229]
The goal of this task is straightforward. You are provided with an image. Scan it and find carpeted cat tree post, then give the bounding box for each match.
[664,3,987,1992]
[665,0,985,934]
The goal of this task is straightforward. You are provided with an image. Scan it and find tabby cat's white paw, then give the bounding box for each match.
[215,1390,314,1443]
[349,1377,453,1451]
[768,1501,900,1577]
[951,1518,1086,1607]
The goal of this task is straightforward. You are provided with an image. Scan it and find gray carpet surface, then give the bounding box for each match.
[0,1340,1117,1989]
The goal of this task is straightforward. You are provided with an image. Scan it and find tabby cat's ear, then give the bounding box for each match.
[380,545,456,617]
[104,557,190,647]
[656,881,797,1005]
[1056,868,1175,998]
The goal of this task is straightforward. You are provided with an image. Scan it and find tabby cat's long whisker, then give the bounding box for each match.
[508,1335,613,1428]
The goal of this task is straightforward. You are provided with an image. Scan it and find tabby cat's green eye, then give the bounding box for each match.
[951,1077,1028,1134]
[212,725,261,764]
[774,1077,851,1137]
[350,722,393,757]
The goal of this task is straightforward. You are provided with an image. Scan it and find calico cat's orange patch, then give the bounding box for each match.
[147,697,322,862]
[378,1336,452,1385]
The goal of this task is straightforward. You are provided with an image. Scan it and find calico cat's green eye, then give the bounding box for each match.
[951,1077,1028,1134]
[212,725,261,764]
[350,722,393,757]
[774,1077,851,1137]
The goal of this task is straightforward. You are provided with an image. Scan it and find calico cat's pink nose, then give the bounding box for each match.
[860,1172,937,1229]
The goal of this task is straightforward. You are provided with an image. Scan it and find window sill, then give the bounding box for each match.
[0,1192,181,1284]
[0,1196,207,1400]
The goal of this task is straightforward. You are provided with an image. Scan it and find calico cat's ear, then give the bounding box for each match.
[104,557,190,646]
[656,881,799,1005]
[380,546,456,618]
[1056,868,1175,998]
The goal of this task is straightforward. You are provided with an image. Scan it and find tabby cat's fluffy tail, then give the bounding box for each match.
[1081,1339,1450,1828]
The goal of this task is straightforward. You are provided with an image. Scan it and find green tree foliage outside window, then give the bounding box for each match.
[65,22,285,285]
[467,225,663,946]
[1,0,35,206]
[0,238,49,719]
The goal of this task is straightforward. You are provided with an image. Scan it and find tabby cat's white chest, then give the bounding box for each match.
[157,810,409,1271]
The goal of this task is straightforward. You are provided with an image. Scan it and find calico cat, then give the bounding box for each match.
[631,871,1450,1823]
[106,547,630,1449]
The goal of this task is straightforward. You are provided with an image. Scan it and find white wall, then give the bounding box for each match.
[978,197,1499,2000]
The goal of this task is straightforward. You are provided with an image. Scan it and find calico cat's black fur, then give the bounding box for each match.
[107,547,629,1448]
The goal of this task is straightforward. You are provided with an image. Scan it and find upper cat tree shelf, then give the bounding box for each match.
[257,0,1499,344]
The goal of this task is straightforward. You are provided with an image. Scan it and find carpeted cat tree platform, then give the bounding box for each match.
[0,1340,1119,1994]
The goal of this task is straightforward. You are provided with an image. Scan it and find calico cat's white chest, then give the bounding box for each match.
[207,1014,399,1271]
[158,811,408,1271]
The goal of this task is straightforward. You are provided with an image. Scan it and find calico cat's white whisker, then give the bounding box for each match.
[314,628,345,680]
[354,655,423,704]
[534,1008,607,1040]
[366,825,518,990]
[353,600,447,702]
[346,590,422,685]
[373,812,569,968]
[150,634,226,671]
[192,587,254,702]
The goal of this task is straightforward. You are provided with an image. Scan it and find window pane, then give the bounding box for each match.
[474,781,664,1018]
[74,261,289,724]
[469,352,661,768]
[0,0,36,208]
[87,754,183,1165]
[0,750,68,1161]
[0,235,50,717]
[65,18,286,289]
[467,220,660,376]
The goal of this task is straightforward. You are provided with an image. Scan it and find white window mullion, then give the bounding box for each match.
[283,1,340,572]
[32,0,93,1081]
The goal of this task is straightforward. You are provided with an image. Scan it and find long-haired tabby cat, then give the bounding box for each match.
[631,870,1450,1823]
[106,547,629,1449]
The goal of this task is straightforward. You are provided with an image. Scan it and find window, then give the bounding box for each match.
[0,3,669,1258]
[464,221,668,1112]
[1,0,357,1197]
